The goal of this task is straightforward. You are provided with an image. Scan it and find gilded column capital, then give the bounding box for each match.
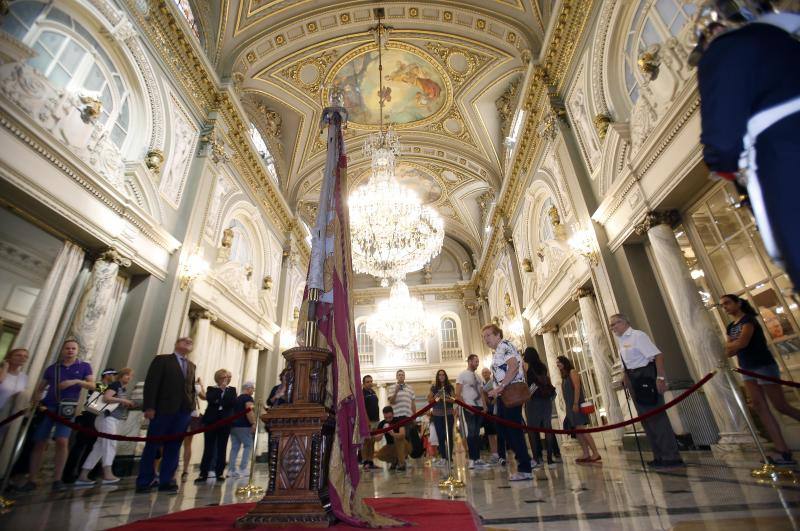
[633,210,680,236]
[537,324,559,335]
[247,342,266,351]
[571,285,594,301]
[189,309,218,322]
[99,247,131,268]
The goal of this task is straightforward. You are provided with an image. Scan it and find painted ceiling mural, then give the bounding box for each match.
[204,1,544,261]
[329,44,449,127]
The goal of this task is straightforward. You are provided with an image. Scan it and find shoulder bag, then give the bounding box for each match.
[55,363,79,418]
[499,343,532,408]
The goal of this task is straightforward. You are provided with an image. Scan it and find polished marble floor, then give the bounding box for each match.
[1,446,798,530]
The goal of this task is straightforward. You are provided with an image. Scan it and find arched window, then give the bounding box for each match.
[3,2,132,149]
[623,0,696,104]
[439,317,462,361]
[356,322,374,365]
[249,123,278,183]
[173,0,200,39]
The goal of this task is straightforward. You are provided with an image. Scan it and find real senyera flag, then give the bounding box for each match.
[297,107,403,527]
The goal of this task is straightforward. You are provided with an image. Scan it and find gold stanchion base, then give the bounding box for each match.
[438,475,465,489]
[235,484,266,498]
[0,495,15,508]
[751,464,798,484]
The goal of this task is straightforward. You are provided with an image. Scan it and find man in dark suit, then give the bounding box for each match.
[135,337,196,493]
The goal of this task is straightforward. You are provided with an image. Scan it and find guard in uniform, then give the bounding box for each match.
[691,1,800,288]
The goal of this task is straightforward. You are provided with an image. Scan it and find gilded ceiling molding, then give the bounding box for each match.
[124,0,308,264]
[475,0,595,286]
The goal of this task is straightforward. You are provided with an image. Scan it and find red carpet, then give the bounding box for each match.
[112,497,482,530]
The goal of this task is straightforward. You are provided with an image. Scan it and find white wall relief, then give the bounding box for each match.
[160,91,198,208]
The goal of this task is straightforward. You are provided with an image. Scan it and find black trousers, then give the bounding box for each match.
[199,424,231,477]
[63,412,100,482]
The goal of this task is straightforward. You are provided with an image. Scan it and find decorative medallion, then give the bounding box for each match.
[277,50,338,98]
[323,42,452,130]
[424,42,491,89]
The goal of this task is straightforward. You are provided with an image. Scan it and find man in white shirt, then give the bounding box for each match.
[387,369,417,463]
[456,354,489,469]
[610,314,683,468]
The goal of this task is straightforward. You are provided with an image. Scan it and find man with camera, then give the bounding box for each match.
[23,339,94,492]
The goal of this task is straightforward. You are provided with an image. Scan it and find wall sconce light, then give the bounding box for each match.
[263,275,273,290]
[568,227,599,266]
[179,248,209,291]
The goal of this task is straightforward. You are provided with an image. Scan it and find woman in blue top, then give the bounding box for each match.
[722,293,800,465]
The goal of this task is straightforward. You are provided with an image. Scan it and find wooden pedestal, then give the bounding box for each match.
[236,346,335,528]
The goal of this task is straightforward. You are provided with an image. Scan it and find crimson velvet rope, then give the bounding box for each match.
[40,408,249,442]
[454,371,717,435]
[369,399,438,436]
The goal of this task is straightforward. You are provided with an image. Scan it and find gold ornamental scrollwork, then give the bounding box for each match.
[633,210,680,236]
[423,42,492,90]
[99,248,132,268]
[571,286,594,301]
[277,50,338,98]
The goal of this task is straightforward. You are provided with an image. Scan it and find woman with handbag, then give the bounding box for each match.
[523,347,559,466]
[427,369,455,466]
[482,324,535,480]
[195,369,237,482]
[74,368,136,486]
[556,356,601,463]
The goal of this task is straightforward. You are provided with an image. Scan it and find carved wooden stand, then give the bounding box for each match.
[236,346,335,528]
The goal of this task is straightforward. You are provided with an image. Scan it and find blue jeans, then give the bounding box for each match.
[228,427,254,472]
[496,401,532,473]
[136,411,191,488]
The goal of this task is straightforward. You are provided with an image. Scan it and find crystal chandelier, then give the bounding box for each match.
[349,12,444,287]
[366,280,436,351]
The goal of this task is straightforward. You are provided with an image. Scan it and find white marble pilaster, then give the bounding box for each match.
[244,344,262,383]
[541,328,567,424]
[188,309,216,386]
[69,249,130,370]
[574,287,624,441]
[645,220,750,445]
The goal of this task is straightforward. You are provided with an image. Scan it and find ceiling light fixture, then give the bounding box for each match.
[366,279,437,351]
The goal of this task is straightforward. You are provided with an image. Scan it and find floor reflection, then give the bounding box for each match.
[1,448,798,530]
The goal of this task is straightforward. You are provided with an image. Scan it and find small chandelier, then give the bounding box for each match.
[366,280,436,351]
[349,10,444,287]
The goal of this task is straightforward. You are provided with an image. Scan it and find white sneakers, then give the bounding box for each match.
[229,469,240,478]
[508,472,533,481]
[431,458,447,468]
[468,459,491,470]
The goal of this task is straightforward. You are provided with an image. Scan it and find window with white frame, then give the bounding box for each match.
[249,123,278,182]
[3,2,132,149]
[623,0,696,104]
[439,317,463,361]
[356,322,374,366]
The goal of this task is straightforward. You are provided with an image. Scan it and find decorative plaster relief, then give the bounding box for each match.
[205,172,236,238]
[0,63,126,191]
[567,65,601,172]
[160,91,199,208]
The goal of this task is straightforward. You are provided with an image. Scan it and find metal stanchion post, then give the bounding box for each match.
[721,365,796,483]
[235,398,266,498]
[438,387,464,490]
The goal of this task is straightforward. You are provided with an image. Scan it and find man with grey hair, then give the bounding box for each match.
[229,380,257,477]
[609,314,683,468]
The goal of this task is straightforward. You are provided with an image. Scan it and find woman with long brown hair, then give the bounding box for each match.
[557,356,600,463]
[722,293,800,465]
[427,369,455,466]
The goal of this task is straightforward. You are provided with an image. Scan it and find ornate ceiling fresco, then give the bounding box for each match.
[196,0,552,269]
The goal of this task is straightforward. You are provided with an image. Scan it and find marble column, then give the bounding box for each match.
[68,248,130,370]
[244,343,263,384]
[502,224,533,345]
[573,286,624,440]
[636,211,750,446]
[189,308,217,386]
[539,326,567,425]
